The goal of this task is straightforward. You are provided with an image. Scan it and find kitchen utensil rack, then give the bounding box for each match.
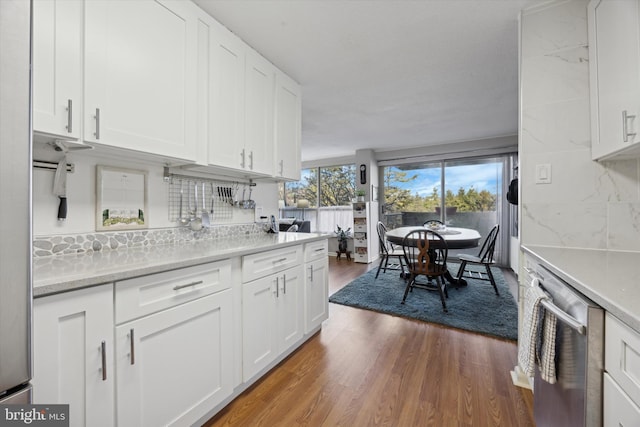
[33,160,74,173]
[167,173,254,224]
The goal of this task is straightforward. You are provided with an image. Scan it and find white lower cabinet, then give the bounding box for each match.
[304,240,329,333]
[603,312,640,426]
[32,284,114,427]
[116,290,233,427]
[604,373,640,426]
[242,265,304,381]
[32,239,328,426]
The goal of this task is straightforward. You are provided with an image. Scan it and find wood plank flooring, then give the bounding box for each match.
[204,257,534,426]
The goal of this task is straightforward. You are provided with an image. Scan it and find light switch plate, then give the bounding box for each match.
[535,164,552,184]
[254,206,265,222]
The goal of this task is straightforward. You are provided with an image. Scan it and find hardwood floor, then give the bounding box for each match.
[204,257,534,426]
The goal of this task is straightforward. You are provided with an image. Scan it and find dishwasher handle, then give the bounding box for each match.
[539,298,586,335]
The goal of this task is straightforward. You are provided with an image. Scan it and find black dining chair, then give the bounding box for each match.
[455,224,500,295]
[401,229,449,312]
[375,221,405,278]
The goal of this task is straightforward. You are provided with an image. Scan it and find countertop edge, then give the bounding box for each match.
[522,245,640,333]
[34,233,329,298]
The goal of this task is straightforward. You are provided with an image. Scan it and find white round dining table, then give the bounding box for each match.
[384,226,481,250]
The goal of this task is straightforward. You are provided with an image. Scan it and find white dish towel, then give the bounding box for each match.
[539,308,558,384]
[518,279,549,377]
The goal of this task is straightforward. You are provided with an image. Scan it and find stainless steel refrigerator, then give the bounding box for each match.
[0,0,33,405]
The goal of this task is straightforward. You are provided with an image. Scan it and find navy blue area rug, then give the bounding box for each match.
[329,263,518,340]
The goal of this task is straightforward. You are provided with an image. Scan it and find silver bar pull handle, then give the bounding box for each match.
[101,340,107,381]
[66,99,73,133]
[272,258,287,264]
[129,328,135,365]
[540,299,586,335]
[279,160,284,176]
[275,277,279,298]
[94,108,101,139]
[282,274,286,294]
[309,265,314,281]
[249,150,254,170]
[240,149,245,168]
[623,110,636,143]
[173,280,203,291]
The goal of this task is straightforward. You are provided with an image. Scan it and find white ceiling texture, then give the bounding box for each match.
[194,0,537,162]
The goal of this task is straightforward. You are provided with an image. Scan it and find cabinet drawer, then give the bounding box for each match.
[353,210,366,218]
[604,373,640,426]
[304,240,328,262]
[605,313,640,407]
[115,259,232,324]
[242,245,302,283]
[354,253,368,263]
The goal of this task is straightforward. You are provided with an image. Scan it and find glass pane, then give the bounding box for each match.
[382,163,442,229]
[283,168,317,208]
[319,165,355,207]
[444,158,503,259]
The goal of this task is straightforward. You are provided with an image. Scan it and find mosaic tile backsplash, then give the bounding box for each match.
[33,223,267,257]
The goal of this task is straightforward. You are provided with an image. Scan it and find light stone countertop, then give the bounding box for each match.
[523,245,640,333]
[33,232,329,298]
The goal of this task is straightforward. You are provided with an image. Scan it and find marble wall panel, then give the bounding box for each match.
[521,46,589,109]
[608,202,640,251]
[520,0,640,252]
[522,202,608,249]
[520,97,591,155]
[521,0,588,59]
[522,151,639,205]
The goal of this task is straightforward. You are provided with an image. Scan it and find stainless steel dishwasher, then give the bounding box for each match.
[531,265,604,427]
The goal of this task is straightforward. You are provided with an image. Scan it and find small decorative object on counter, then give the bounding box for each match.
[355,189,366,202]
[296,198,310,208]
[265,215,279,234]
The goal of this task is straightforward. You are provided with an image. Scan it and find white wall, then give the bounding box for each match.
[33,146,279,236]
[520,1,640,252]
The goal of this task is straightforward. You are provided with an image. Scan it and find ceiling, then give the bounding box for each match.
[193,0,537,162]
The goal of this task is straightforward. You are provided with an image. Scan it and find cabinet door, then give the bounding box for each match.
[116,290,233,427]
[590,0,640,159]
[85,0,197,161]
[242,274,278,381]
[274,71,301,181]
[305,258,329,333]
[244,49,275,176]
[277,265,304,353]
[604,373,640,427]
[33,285,114,427]
[209,23,246,170]
[33,0,82,139]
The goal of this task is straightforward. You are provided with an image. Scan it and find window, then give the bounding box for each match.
[280,165,355,233]
[280,169,318,208]
[382,155,511,266]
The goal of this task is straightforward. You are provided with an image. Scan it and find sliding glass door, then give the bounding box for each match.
[381,155,511,266]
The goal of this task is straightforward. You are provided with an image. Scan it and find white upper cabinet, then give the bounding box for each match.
[204,24,280,178]
[589,0,640,160]
[208,21,246,171]
[274,71,302,181]
[33,0,83,140]
[32,0,300,177]
[84,0,198,161]
[244,49,276,176]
